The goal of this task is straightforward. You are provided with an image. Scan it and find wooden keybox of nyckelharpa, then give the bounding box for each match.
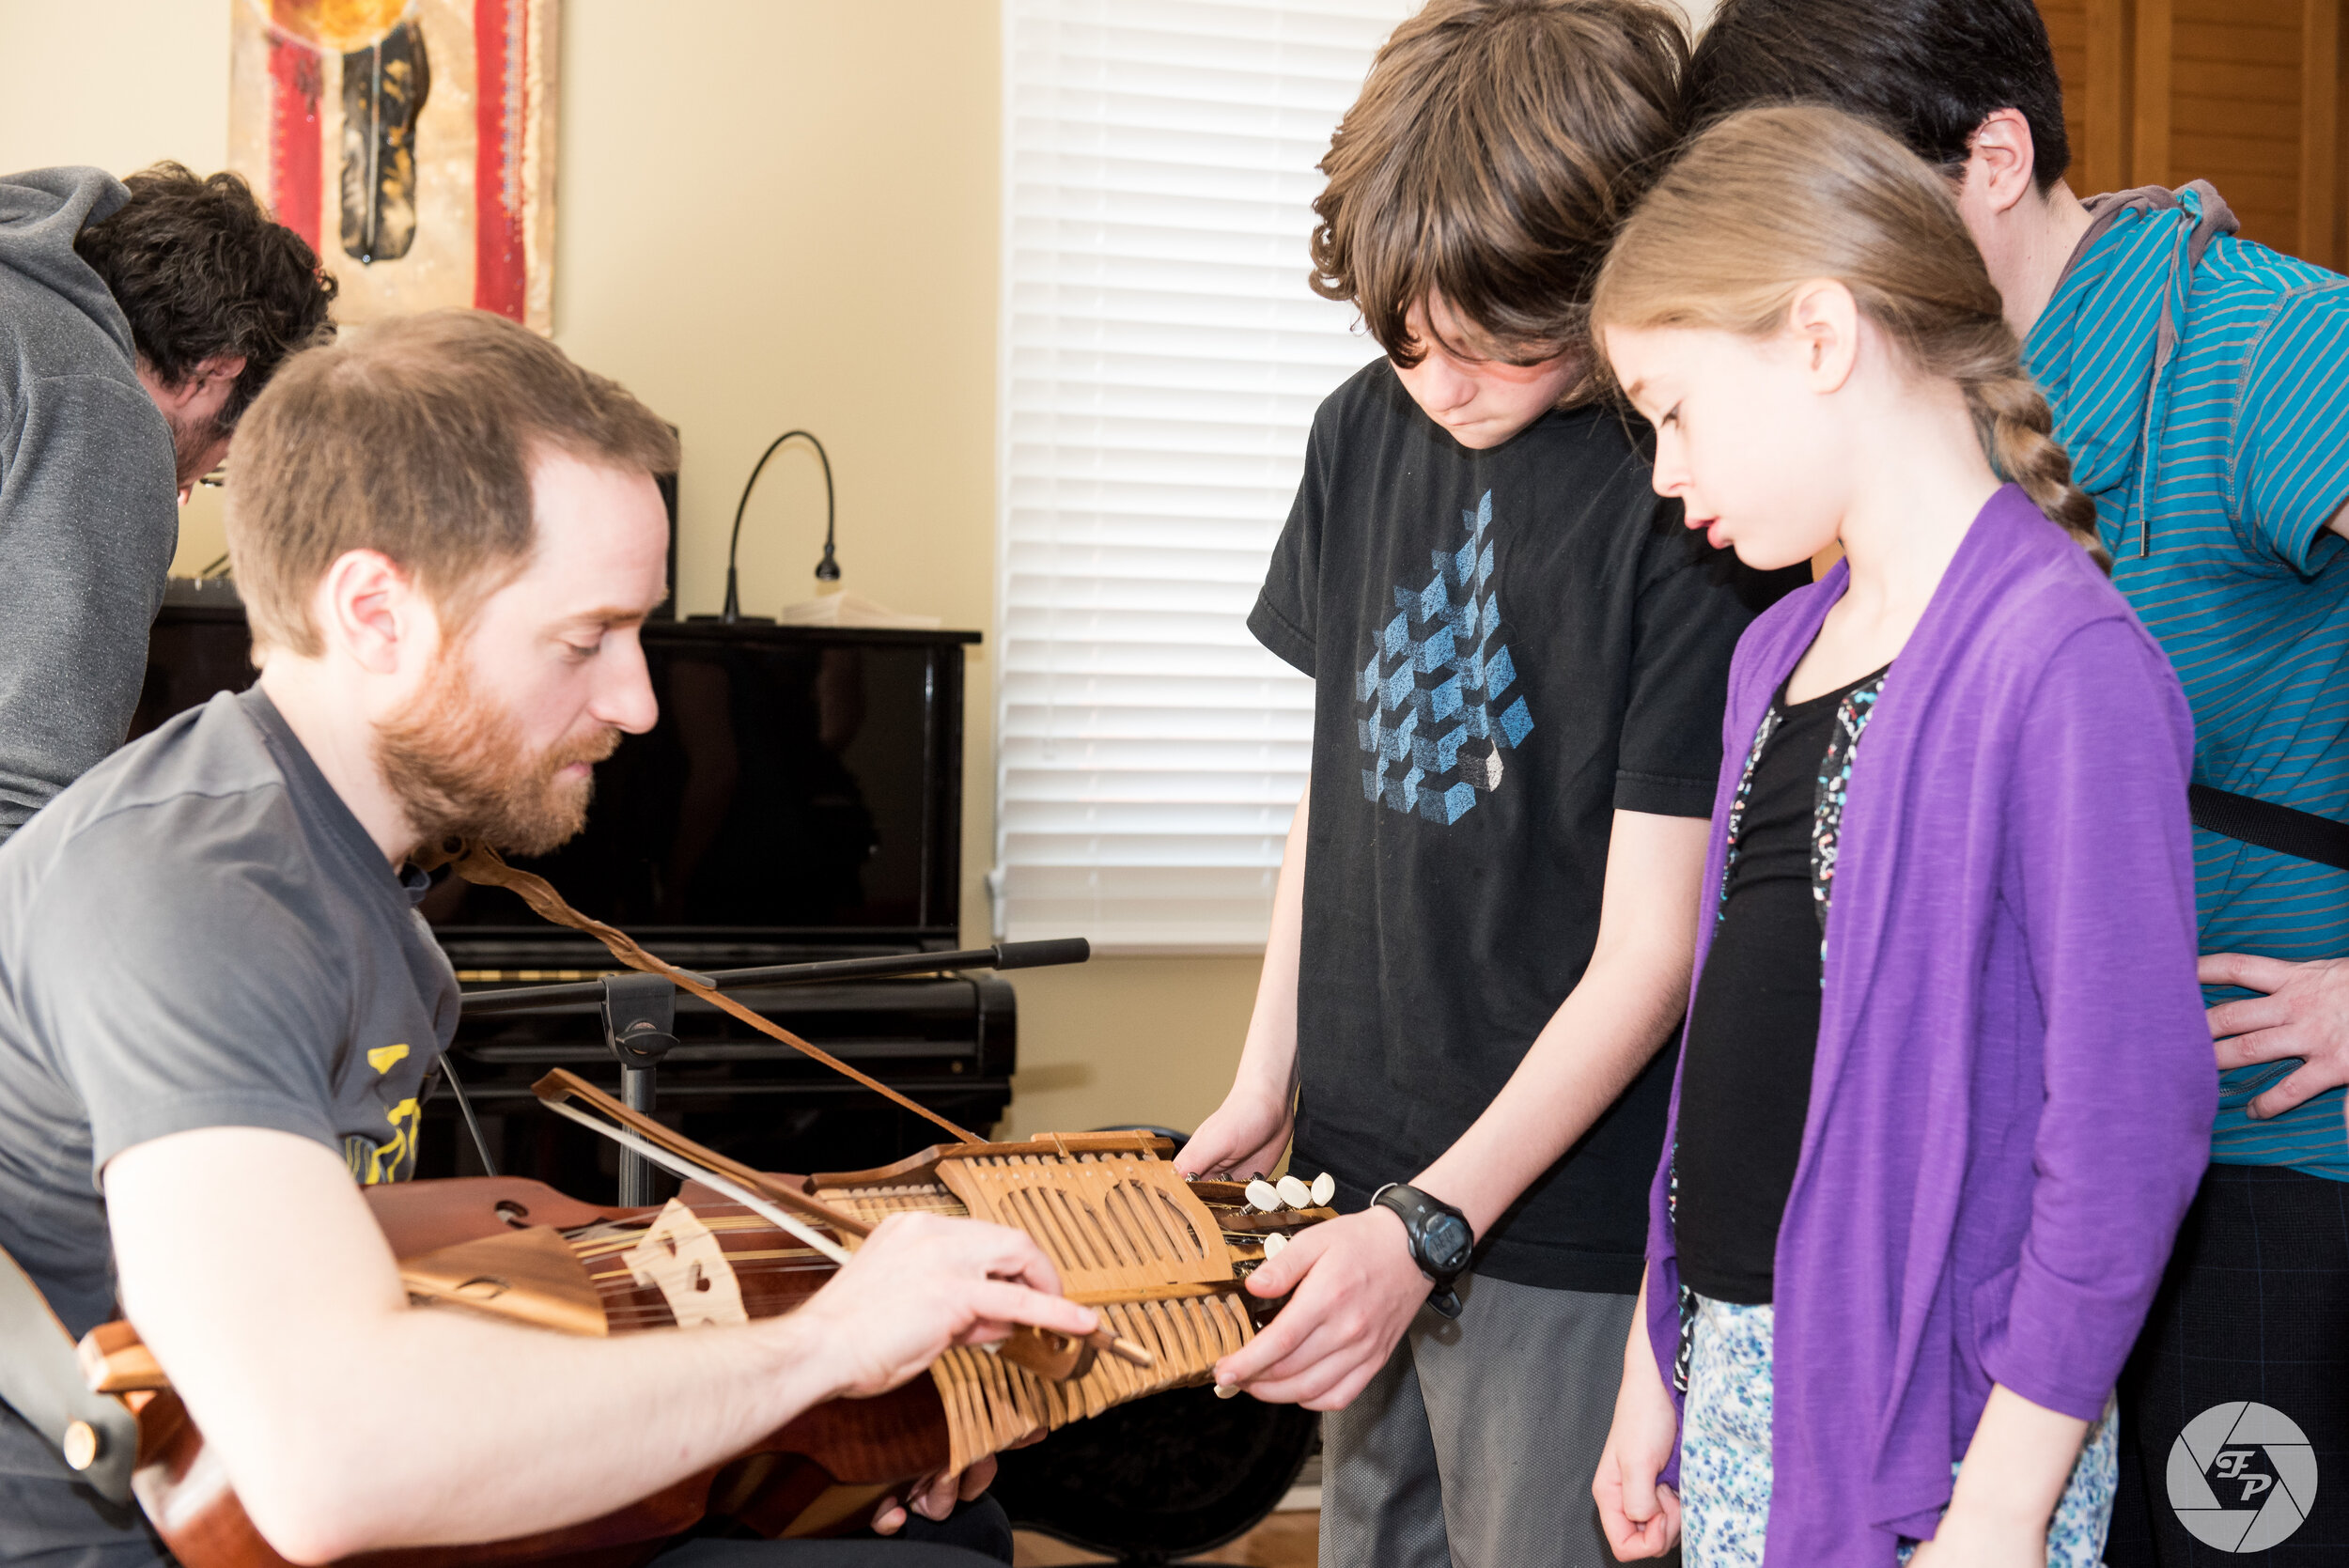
[807,1130,1318,1476]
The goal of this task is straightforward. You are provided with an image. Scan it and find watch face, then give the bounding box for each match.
[1424,1211,1473,1276]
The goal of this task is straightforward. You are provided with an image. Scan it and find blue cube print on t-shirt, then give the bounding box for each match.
[1355,489,1534,826]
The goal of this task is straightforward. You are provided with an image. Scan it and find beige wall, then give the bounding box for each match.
[0,0,1260,1142]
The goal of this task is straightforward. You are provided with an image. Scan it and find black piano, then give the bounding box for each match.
[133,580,1007,1196]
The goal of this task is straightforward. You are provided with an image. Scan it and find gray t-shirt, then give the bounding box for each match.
[0,686,457,1564]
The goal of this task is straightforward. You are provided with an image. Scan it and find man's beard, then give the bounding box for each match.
[376,654,620,858]
[161,403,230,489]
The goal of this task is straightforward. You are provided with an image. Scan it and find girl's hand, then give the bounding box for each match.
[1593,1328,1682,1560]
[1915,1384,2085,1567]
[1903,1505,2046,1567]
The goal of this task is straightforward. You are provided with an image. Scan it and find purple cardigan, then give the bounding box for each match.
[1643,487,2216,1563]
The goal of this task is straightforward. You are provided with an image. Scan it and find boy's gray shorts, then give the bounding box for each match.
[1318,1273,1673,1568]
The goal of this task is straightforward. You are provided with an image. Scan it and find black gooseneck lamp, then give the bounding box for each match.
[716,428,840,625]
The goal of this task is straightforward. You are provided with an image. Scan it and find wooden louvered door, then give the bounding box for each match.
[2035,0,2347,269]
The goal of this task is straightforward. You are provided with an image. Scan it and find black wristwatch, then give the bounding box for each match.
[1371,1182,1474,1319]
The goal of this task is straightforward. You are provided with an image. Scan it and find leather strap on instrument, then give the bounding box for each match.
[424,839,984,1144]
[0,1245,137,1504]
[2189,784,2349,873]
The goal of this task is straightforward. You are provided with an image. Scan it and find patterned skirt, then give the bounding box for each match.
[1678,1294,2118,1566]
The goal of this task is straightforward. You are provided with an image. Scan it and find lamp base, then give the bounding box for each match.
[684,613,778,625]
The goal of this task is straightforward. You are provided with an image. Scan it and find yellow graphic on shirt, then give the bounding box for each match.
[367,1044,411,1074]
[344,1097,421,1186]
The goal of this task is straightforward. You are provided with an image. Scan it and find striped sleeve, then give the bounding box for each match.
[2233,278,2349,573]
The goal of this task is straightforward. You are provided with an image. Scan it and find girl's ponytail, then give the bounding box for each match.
[1961,369,2108,568]
[1591,105,2109,569]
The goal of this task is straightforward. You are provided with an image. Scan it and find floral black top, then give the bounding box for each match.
[1671,664,1890,1388]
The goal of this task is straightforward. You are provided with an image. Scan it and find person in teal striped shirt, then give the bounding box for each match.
[1682,3,2349,1561]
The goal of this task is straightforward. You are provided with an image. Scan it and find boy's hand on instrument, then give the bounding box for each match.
[2202,954,2349,1122]
[1594,1336,1681,1560]
[798,1211,1098,1400]
[1175,1082,1294,1182]
[1208,1204,1428,1410]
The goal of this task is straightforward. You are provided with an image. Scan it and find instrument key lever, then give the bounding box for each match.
[998,1324,1155,1383]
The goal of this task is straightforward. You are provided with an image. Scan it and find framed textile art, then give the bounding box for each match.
[227,0,558,332]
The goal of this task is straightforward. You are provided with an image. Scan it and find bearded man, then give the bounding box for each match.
[0,310,1087,1568]
[0,163,334,843]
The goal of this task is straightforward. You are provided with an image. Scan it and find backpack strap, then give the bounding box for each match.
[2189,784,2349,872]
[2070,182,2240,557]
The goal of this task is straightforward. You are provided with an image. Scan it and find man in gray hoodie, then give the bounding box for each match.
[0,164,334,842]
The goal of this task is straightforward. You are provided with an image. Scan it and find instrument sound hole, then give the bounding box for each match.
[495,1200,530,1228]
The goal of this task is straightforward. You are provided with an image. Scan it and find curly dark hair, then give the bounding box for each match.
[73,163,338,427]
[1687,0,2071,194]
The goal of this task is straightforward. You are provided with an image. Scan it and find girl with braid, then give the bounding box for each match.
[1585,106,2215,1567]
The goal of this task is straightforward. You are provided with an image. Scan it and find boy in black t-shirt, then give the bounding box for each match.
[1173,4,1799,1562]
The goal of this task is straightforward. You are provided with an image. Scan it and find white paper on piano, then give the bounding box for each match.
[777,591,942,629]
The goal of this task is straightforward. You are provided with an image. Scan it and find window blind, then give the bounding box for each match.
[994,0,1408,950]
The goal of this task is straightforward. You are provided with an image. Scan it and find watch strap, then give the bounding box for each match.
[1370,1181,1473,1317]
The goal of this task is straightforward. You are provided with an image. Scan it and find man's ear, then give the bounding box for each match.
[1787,278,1860,395]
[1961,108,2038,219]
[138,353,249,414]
[313,550,436,676]
[191,353,248,397]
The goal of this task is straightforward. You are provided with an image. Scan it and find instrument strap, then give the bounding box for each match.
[0,1245,137,1503]
[426,839,985,1144]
